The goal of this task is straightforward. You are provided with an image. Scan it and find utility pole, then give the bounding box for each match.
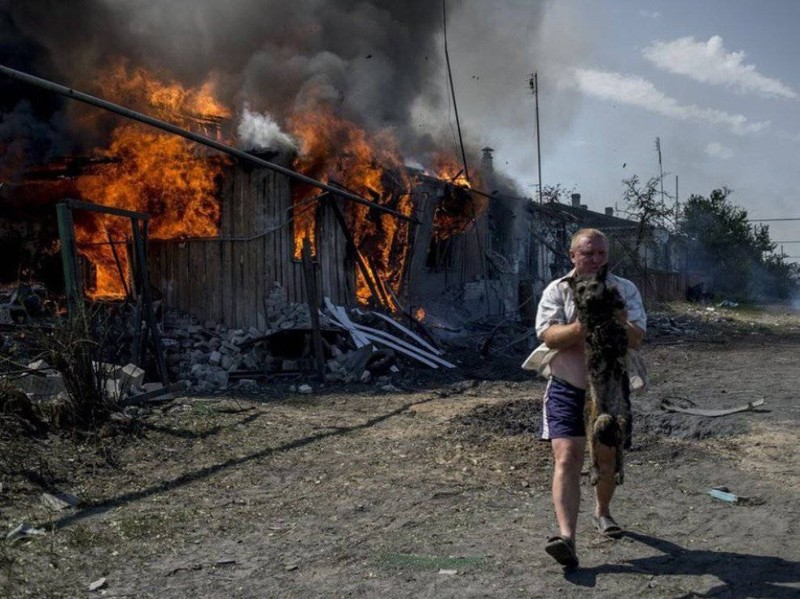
[442,0,469,183]
[655,136,665,205]
[529,73,543,204]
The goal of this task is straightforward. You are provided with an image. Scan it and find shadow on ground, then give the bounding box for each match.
[565,531,799,598]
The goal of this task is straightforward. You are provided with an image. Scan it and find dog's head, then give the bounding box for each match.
[566,265,618,316]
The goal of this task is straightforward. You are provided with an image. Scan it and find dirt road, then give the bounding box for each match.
[2,305,799,597]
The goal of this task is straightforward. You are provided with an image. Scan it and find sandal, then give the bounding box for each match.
[593,515,623,539]
[545,536,579,568]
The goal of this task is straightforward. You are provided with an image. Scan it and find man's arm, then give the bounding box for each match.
[540,320,585,350]
[624,321,645,349]
[616,308,645,349]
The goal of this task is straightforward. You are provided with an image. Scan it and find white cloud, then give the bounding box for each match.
[643,36,796,99]
[638,10,661,19]
[571,68,770,135]
[775,130,800,144]
[705,142,734,159]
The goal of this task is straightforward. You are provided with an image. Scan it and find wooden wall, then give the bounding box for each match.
[148,158,353,330]
[625,270,688,306]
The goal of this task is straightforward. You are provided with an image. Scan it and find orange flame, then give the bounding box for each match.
[101,61,231,123]
[74,64,230,297]
[432,153,472,189]
[289,108,413,307]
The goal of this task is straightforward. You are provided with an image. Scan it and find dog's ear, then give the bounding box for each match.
[563,276,575,290]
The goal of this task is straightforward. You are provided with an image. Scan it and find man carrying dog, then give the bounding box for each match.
[523,228,646,568]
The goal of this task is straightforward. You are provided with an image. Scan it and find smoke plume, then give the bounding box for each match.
[1,0,590,191]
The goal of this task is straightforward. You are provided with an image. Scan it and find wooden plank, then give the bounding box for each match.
[194,242,205,320]
[205,241,220,323]
[326,196,384,309]
[348,320,454,368]
[356,309,443,356]
[273,171,294,301]
[187,242,197,320]
[324,298,370,347]
[161,243,170,308]
[405,188,436,299]
[315,201,329,301]
[326,299,453,368]
[172,242,183,313]
[220,161,234,238]
[263,221,275,326]
[255,232,266,331]
[356,329,441,368]
[221,239,233,328]
[246,238,257,329]
[268,170,280,300]
[230,241,244,328]
[302,238,325,381]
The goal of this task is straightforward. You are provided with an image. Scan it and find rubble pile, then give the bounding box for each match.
[0,281,460,402]
[163,289,453,393]
[647,304,761,341]
[0,283,50,325]
[647,313,703,338]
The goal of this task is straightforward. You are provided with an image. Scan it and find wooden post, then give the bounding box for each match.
[324,194,387,310]
[106,229,130,300]
[302,237,326,382]
[131,217,169,386]
[55,202,81,310]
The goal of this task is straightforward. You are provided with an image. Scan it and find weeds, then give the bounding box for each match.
[35,302,114,432]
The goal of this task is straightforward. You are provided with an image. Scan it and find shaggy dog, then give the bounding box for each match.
[566,265,630,485]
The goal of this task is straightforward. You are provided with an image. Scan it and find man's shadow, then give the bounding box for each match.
[565,530,799,598]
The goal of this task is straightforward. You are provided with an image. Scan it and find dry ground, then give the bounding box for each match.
[1,303,799,598]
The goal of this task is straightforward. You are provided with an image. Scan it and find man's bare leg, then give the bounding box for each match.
[594,443,617,518]
[551,437,586,540]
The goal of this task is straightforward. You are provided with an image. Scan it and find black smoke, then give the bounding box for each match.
[1,1,465,166]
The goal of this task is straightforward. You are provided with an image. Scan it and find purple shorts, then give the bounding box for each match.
[541,377,586,440]
[540,377,633,448]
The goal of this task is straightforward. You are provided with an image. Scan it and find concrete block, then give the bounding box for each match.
[118,363,145,388]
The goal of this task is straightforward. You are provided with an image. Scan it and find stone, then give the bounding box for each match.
[118,363,145,389]
[220,342,241,354]
[27,359,53,372]
[41,492,81,511]
[6,522,45,541]
[298,384,313,394]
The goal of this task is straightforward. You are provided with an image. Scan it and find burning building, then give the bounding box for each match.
[2,2,545,332]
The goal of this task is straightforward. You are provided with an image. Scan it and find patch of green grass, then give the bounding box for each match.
[192,401,215,416]
[375,552,485,571]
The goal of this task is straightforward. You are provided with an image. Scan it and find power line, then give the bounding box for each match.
[749,218,800,222]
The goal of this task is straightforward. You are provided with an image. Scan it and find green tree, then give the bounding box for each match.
[680,188,795,301]
[620,174,676,247]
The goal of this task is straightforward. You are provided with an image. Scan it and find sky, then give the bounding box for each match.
[442,0,800,261]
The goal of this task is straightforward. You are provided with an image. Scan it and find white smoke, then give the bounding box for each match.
[236,105,297,153]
